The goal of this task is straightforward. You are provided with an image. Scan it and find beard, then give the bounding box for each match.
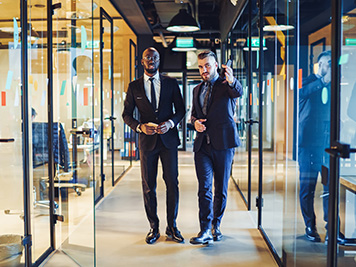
[145,63,158,74]
[145,67,157,74]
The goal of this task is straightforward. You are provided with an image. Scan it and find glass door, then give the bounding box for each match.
[100,8,115,194]
[250,0,260,223]
[52,0,95,265]
[331,0,356,265]
[229,1,256,211]
[28,0,55,265]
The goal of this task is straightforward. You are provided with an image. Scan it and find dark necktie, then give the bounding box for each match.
[202,82,212,116]
[149,77,157,112]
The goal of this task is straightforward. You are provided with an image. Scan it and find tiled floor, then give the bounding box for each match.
[42,151,277,266]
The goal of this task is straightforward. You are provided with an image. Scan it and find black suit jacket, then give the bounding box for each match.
[122,74,185,151]
[191,77,243,152]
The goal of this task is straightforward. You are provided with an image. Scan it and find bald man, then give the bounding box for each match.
[122,47,185,244]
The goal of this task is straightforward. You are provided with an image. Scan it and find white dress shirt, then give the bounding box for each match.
[141,72,174,129]
[144,72,161,109]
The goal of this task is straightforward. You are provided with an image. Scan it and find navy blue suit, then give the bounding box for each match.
[191,77,243,231]
[298,74,330,229]
[122,74,185,229]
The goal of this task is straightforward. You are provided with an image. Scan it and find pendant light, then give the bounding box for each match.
[166,8,200,32]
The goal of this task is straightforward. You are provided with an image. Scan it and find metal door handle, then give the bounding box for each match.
[244,119,259,125]
[0,138,15,143]
[325,141,356,159]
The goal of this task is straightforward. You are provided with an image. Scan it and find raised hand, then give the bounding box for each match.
[222,64,235,84]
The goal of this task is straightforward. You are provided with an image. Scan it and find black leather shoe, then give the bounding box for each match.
[166,226,184,243]
[190,230,213,245]
[325,232,346,245]
[146,228,160,244]
[212,226,222,241]
[305,227,321,242]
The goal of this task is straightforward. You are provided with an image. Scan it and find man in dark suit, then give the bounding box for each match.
[298,50,331,242]
[189,50,243,245]
[122,47,185,244]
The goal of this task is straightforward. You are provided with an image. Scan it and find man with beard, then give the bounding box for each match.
[122,47,185,244]
[190,50,243,245]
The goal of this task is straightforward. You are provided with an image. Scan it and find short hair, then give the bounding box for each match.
[317,50,331,62]
[197,50,218,63]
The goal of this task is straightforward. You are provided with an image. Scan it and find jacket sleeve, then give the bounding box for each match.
[299,76,325,99]
[226,78,243,98]
[122,83,140,131]
[170,79,186,126]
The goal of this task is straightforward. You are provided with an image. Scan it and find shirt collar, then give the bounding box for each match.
[144,72,160,82]
[207,73,219,86]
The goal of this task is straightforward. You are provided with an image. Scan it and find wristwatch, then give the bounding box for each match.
[136,124,142,133]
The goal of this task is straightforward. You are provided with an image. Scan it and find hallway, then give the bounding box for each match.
[43,151,277,266]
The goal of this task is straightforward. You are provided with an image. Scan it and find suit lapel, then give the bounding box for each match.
[157,74,166,114]
[137,77,155,113]
[195,82,204,116]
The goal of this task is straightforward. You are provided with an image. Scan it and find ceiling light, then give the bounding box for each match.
[243,47,267,51]
[172,37,197,52]
[167,9,200,32]
[263,25,294,32]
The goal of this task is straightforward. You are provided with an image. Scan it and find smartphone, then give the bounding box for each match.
[220,59,232,78]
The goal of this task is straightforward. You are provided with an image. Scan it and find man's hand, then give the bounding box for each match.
[194,119,207,133]
[222,64,235,84]
[157,121,172,134]
[141,123,157,135]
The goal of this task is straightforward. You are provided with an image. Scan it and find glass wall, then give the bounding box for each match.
[0,0,137,265]
[228,0,356,266]
[339,1,356,265]
[230,0,260,220]
[93,1,137,202]
[0,1,25,266]
[28,0,52,264]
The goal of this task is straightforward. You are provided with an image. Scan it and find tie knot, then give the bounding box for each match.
[149,77,154,82]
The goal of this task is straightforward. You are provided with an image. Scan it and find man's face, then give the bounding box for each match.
[141,49,160,76]
[198,56,218,82]
[318,55,331,76]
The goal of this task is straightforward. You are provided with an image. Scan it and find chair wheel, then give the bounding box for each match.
[75,188,82,196]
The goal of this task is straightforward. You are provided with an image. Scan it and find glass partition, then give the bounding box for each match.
[28,0,52,263]
[261,0,292,259]
[339,1,356,264]
[52,0,95,265]
[0,1,25,265]
[230,3,250,209]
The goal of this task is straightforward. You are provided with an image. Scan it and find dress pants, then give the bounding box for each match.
[194,138,235,231]
[139,136,179,230]
[299,147,329,229]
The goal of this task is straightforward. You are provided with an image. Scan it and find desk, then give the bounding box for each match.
[339,176,356,247]
[68,143,99,163]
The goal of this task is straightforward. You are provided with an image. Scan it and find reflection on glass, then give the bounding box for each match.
[339,3,356,265]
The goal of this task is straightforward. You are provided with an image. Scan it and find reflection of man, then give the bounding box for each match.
[298,50,331,242]
[122,47,185,244]
[189,51,243,245]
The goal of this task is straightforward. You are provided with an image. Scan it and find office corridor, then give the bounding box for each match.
[43,151,277,267]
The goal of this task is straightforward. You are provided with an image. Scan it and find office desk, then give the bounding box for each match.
[339,176,356,247]
[68,143,99,162]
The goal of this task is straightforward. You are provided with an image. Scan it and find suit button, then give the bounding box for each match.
[156,117,158,120]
